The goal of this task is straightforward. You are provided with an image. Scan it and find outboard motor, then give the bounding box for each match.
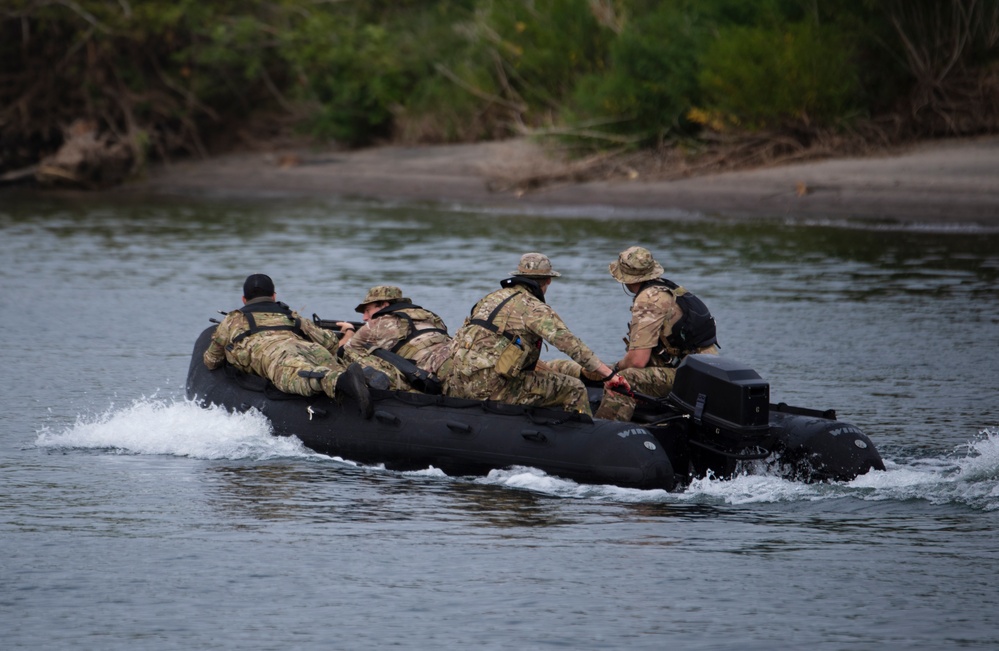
[667,354,773,478]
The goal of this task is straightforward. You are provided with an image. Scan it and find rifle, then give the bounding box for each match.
[312,314,443,395]
[313,314,364,333]
[209,309,231,324]
[371,348,443,395]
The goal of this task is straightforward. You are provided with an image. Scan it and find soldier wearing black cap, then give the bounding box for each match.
[242,273,275,300]
[204,273,373,417]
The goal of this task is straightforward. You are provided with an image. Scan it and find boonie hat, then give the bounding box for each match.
[243,273,275,299]
[608,246,664,284]
[355,285,409,312]
[511,252,561,277]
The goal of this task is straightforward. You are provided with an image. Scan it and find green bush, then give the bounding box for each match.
[481,0,612,107]
[697,21,860,129]
[283,17,406,146]
[3,0,996,174]
[566,3,709,144]
[284,1,483,145]
[384,2,499,142]
[561,0,809,144]
[394,0,619,141]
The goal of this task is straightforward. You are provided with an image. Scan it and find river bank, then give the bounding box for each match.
[118,135,999,225]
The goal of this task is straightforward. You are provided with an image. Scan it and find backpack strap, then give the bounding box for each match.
[468,292,520,343]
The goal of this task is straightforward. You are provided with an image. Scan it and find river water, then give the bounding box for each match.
[2,192,998,650]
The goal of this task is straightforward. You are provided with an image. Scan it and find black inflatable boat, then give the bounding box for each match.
[186,325,885,491]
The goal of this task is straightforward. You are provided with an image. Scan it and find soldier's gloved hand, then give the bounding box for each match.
[604,374,631,394]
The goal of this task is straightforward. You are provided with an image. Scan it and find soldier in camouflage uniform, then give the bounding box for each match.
[439,253,629,415]
[338,285,452,391]
[203,274,373,417]
[550,247,719,421]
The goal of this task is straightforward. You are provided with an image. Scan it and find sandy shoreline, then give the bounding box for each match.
[120,135,999,224]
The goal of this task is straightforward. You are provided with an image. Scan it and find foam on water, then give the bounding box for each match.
[37,400,999,510]
[674,428,999,510]
[35,397,319,461]
[402,466,450,479]
[845,428,999,511]
[460,429,999,511]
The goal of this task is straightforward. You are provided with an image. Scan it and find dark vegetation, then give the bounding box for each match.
[2,0,997,188]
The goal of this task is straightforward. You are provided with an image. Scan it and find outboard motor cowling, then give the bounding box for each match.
[667,355,773,457]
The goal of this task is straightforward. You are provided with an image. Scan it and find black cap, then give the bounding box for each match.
[243,273,275,299]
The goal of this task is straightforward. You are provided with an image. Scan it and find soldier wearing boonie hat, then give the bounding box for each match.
[511,252,562,277]
[608,246,665,284]
[339,284,452,391]
[588,246,719,421]
[354,285,410,313]
[203,273,375,418]
[437,253,629,415]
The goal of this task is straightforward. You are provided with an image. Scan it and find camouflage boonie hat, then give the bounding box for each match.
[354,285,409,312]
[511,252,561,277]
[608,246,664,283]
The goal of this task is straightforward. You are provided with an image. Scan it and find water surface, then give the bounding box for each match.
[2,194,998,650]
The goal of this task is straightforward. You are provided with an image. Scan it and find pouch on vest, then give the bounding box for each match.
[494,338,530,379]
[229,344,252,369]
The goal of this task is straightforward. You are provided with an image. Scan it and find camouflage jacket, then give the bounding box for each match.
[342,304,451,373]
[627,283,715,364]
[203,299,340,375]
[447,283,603,376]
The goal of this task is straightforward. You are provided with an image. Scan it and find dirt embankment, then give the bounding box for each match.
[119,136,999,224]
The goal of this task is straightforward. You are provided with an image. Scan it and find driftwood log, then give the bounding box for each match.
[35,120,133,189]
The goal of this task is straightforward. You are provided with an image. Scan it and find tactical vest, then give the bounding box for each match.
[370,302,450,359]
[638,278,718,354]
[228,301,305,348]
[466,279,544,373]
[468,278,545,343]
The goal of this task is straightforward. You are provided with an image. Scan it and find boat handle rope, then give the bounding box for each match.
[521,429,548,443]
[688,439,772,461]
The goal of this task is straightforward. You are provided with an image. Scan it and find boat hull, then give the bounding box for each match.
[186,326,885,490]
[186,326,678,490]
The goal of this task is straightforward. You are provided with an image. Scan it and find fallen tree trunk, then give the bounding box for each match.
[35,120,133,189]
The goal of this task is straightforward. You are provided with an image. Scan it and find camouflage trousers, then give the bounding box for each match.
[542,359,676,422]
[543,359,594,379]
[341,352,412,391]
[262,343,348,399]
[442,365,592,415]
[268,360,331,397]
[595,366,676,421]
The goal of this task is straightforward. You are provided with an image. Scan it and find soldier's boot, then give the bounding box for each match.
[361,366,392,390]
[323,363,373,419]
